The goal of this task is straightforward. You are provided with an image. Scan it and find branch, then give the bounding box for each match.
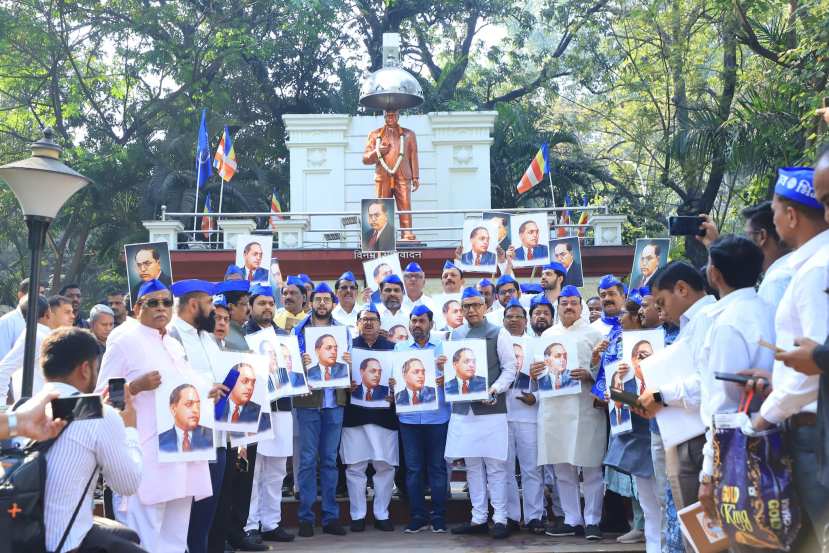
[732,0,786,65]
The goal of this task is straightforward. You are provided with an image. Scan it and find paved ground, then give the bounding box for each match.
[238,527,646,552]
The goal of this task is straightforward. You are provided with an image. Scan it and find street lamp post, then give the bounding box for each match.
[0,128,91,398]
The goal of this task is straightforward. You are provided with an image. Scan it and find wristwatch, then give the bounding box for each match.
[653,391,666,406]
[6,412,18,438]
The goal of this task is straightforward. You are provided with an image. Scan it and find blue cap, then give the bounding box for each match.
[495,274,518,292]
[461,286,482,300]
[559,285,581,298]
[775,167,820,210]
[628,291,644,306]
[381,274,404,287]
[477,278,494,290]
[336,271,357,284]
[224,264,245,279]
[250,284,273,298]
[598,274,624,292]
[310,282,336,303]
[285,275,304,289]
[520,283,543,295]
[410,304,433,318]
[213,294,228,308]
[638,286,651,297]
[215,280,250,294]
[529,294,554,315]
[298,274,313,285]
[136,279,168,300]
[404,262,424,273]
[171,279,216,298]
[503,297,525,314]
[542,261,567,275]
[358,303,379,317]
[443,260,460,272]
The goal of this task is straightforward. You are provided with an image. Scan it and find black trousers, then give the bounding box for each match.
[187,447,226,553]
[207,447,237,553]
[71,516,146,553]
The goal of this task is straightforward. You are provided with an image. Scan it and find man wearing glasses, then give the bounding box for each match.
[333,272,360,333]
[444,287,517,539]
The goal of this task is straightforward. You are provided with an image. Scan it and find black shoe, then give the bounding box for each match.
[236,530,268,551]
[324,522,348,536]
[526,519,545,534]
[451,522,489,535]
[507,518,521,532]
[584,524,603,541]
[545,521,578,537]
[262,526,295,542]
[350,518,366,532]
[298,521,314,538]
[224,541,236,552]
[491,522,510,539]
[374,519,394,532]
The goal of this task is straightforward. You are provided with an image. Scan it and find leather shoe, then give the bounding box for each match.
[298,521,314,538]
[234,530,268,551]
[374,519,394,532]
[491,522,510,539]
[350,518,366,532]
[451,522,489,535]
[262,526,295,542]
[323,522,347,536]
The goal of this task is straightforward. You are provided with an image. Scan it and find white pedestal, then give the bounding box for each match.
[283,111,497,247]
[143,220,184,250]
[273,218,309,249]
[218,219,257,250]
[590,215,626,246]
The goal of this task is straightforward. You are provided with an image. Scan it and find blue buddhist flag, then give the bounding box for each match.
[195,109,212,188]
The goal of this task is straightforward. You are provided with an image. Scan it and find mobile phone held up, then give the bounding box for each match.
[51,394,104,422]
[668,216,705,237]
[108,377,126,410]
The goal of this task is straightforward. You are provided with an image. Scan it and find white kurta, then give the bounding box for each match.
[96,322,212,505]
[340,424,399,466]
[376,303,411,332]
[538,319,607,467]
[258,411,293,458]
[445,412,509,461]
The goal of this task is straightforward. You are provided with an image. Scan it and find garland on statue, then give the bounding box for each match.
[375,134,405,175]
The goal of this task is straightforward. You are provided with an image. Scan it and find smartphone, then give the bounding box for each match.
[714,372,753,384]
[108,377,126,411]
[610,387,641,408]
[669,216,705,237]
[51,394,104,422]
[237,457,249,473]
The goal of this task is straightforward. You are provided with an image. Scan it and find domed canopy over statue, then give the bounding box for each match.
[360,33,423,242]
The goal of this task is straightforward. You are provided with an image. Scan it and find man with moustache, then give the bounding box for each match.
[95,280,213,553]
[216,279,251,352]
[536,286,605,540]
[485,274,522,326]
[212,295,230,348]
[528,295,555,337]
[274,276,307,332]
[476,279,496,311]
[402,262,435,313]
[440,261,465,294]
[377,274,410,332]
[294,282,352,538]
[333,271,360,332]
[369,263,393,305]
[105,290,129,326]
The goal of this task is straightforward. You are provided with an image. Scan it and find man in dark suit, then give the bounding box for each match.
[132,246,172,304]
[218,363,262,424]
[444,347,486,395]
[363,200,396,252]
[240,241,270,283]
[513,220,549,261]
[460,226,497,266]
[537,342,573,391]
[395,357,436,405]
[307,334,349,382]
[352,357,389,401]
[553,240,583,287]
[609,370,635,427]
[159,384,214,452]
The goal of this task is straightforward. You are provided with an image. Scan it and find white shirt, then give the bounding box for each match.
[757,252,794,308]
[402,293,435,314]
[376,302,411,332]
[760,229,829,424]
[659,295,717,409]
[332,304,359,332]
[0,307,24,361]
[699,287,775,476]
[106,316,139,347]
[170,317,222,382]
[0,322,51,404]
[42,382,142,551]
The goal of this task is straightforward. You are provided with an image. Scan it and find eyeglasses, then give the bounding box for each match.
[142,298,173,308]
[359,317,380,325]
[461,302,485,310]
[313,297,333,304]
[338,285,357,291]
[504,314,526,321]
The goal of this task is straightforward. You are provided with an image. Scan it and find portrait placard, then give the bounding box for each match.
[213,352,271,433]
[531,333,581,398]
[361,198,397,252]
[155,376,216,463]
[228,411,275,448]
[509,336,532,392]
[393,350,439,414]
[483,211,511,251]
[605,360,632,435]
[303,325,350,389]
[432,293,462,333]
[629,238,669,289]
[550,236,584,287]
[456,219,499,274]
[387,324,410,344]
[234,234,273,285]
[124,241,173,307]
[621,328,665,393]
[442,339,490,403]
[245,330,309,399]
[362,252,405,294]
[350,349,393,408]
[510,213,550,268]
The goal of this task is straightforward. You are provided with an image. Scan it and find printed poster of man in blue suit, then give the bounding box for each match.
[352,356,390,402]
[158,384,214,453]
[460,225,497,267]
[216,362,262,426]
[394,357,436,406]
[444,347,486,397]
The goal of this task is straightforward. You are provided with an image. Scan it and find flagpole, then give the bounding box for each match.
[547,171,557,227]
[218,179,225,218]
[193,156,202,233]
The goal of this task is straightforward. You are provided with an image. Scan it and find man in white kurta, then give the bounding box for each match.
[538,286,606,539]
[446,287,516,539]
[96,280,212,553]
[376,274,411,332]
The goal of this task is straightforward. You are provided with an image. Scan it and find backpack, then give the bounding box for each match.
[0,426,96,553]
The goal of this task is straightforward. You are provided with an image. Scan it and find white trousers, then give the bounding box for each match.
[553,464,604,526]
[346,460,395,521]
[542,465,564,518]
[634,475,661,553]
[466,457,507,525]
[246,454,288,532]
[124,496,191,553]
[505,421,544,522]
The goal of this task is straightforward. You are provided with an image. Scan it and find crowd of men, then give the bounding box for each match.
[1,152,828,553]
